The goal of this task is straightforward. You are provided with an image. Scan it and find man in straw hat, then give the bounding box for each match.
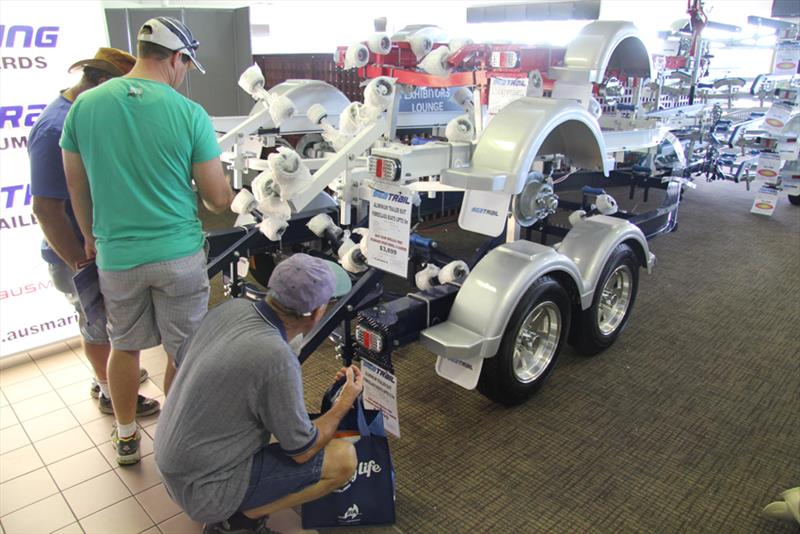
[61,17,234,466]
[30,47,157,421]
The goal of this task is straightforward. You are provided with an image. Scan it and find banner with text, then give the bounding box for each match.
[0,1,108,357]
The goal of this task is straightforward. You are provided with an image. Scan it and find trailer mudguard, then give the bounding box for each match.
[419,240,583,361]
[553,21,652,84]
[555,215,654,309]
[419,215,654,361]
[442,97,607,195]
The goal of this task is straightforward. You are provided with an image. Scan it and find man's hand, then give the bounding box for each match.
[293,365,363,465]
[334,365,363,408]
[83,237,96,262]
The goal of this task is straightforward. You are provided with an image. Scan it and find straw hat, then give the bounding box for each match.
[68,47,136,76]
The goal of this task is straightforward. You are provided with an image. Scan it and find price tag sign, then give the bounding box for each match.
[763,102,793,135]
[366,184,413,278]
[755,152,782,184]
[772,43,800,76]
[782,167,800,194]
[751,186,779,216]
[777,140,799,161]
[361,360,400,438]
[488,77,529,118]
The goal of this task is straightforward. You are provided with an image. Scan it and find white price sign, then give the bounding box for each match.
[751,186,779,216]
[772,43,800,76]
[366,184,412,278]
[488,77,529,117]
[763,102,793,135]
[361,359,400,438]
[755,152,782,184]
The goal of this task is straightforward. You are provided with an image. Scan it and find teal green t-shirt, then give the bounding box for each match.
[60,78,221,271]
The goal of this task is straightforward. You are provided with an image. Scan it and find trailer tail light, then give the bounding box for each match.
[490,51,519,68]
[368,156,400,181]
[356,324,384,353]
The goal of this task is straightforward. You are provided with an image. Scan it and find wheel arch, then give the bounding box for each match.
[441,97,607,195]
[562,21,652,83]
[556,215,651,309]
[419,240,583,361]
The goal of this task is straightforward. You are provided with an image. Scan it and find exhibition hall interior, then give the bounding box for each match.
[0,0,798,532]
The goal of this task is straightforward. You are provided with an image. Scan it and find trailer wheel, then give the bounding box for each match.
[478,276,570,406]
[571,244,639,356]
[789,194,800,206]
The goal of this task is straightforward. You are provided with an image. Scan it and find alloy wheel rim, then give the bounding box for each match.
[512,301,561,383]
[597,265,632,335]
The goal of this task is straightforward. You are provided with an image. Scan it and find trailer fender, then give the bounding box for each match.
[555,215,654,309]
[419,240,584,361]
[553,21,652,84]
[442,97,607,195]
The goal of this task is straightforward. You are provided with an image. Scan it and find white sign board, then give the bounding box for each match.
[772,42,800,76]
[751,186,779,216]
[488,77,529,118]
[366,184,412,278]
[763,102,793,135]
[781,166,800,194]
[755,152,782,185]
[361,359,400,438]
[458,190,511,237]
[777,140,799,161]
[435,355,483,390]
[0,1,108,358]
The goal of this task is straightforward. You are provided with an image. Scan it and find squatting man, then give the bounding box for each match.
[155,254,363,534]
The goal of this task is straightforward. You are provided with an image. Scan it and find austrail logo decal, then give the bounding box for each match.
[471,206,500,217]
[0,25,59,71]
[334,460,383,493]
[1,104,46,151]
[337,504,363,524]
[372,190,410,204]
[0,183,38,231]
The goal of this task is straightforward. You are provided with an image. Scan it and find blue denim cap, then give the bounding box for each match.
[268,253,352,315]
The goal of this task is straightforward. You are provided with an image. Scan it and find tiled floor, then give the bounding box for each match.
[0,339,315,534]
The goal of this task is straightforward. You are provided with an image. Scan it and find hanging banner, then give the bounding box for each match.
[0,1,109,358]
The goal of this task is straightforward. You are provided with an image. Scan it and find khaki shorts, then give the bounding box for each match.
[98,249,209,356]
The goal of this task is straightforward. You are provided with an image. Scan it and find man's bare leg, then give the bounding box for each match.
[164,356,177,395]
[242,439,357,519]
[84,341,110,382]
[107,348,141,428]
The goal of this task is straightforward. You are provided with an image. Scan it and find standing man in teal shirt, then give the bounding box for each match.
[62,17,234,465]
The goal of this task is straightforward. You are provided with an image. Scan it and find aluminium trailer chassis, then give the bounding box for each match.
[204,168,680,385]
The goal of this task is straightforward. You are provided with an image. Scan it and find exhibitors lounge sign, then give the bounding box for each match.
[0,1,108,357]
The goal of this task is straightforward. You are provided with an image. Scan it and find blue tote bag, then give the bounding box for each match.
[301,384,396,528]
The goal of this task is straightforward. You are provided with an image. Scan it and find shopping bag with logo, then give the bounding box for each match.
[301,382,396,528]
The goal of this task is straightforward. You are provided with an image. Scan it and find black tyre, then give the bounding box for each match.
[477,276,571,406]
[571,244,639,356]
[789,194,800,206]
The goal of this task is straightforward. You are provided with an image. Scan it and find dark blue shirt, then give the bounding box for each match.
[28,94,83,265]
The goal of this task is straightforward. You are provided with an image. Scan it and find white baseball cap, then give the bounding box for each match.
[138,16,205,74]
